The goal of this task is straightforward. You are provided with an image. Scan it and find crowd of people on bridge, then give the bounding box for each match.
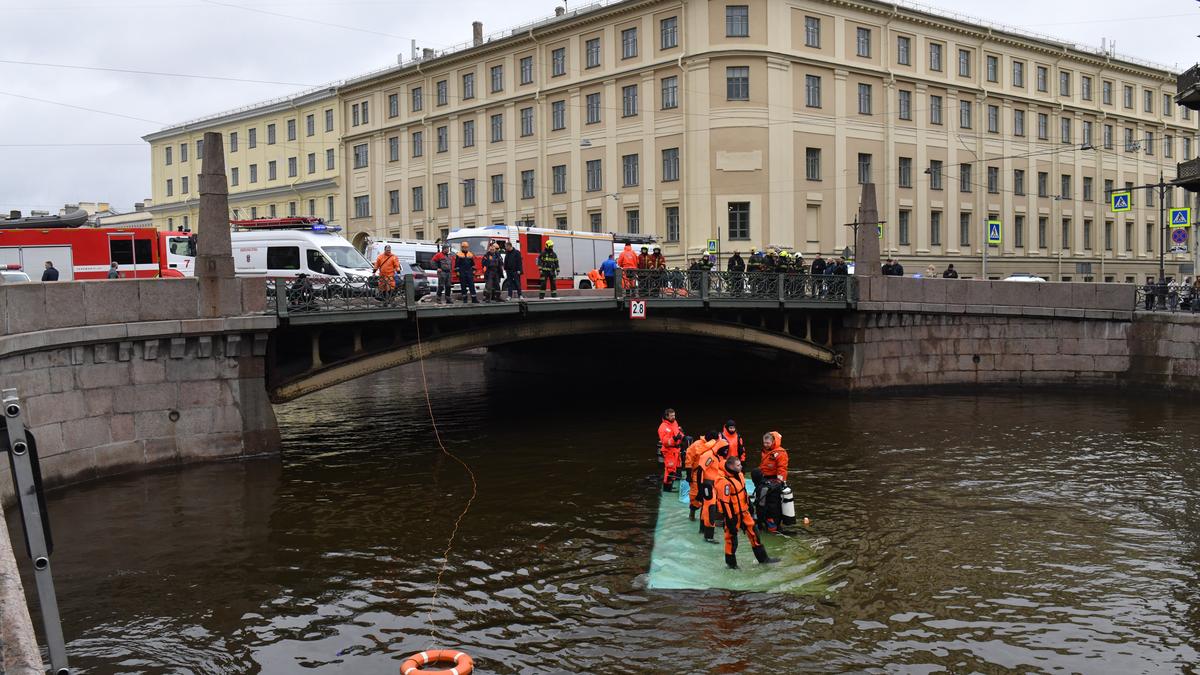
[657,409,795,570]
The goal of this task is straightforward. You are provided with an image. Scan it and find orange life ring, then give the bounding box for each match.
[400,649,474,675]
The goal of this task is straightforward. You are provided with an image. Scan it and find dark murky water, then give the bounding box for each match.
[11,355,1200,673]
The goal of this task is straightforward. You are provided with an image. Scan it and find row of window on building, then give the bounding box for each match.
[887,209,1188,256]
[162,109,335,166]
[832,148,1187,206]
[355,149,680,218]
[165,148,337,196]
[364,198,689,243]
[812,17,1186,120]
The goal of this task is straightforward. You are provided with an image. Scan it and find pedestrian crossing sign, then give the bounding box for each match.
[1110,191,1131,212]
[987,219,1002,245]
[1170,208,1190,227]
[707,239,718,253]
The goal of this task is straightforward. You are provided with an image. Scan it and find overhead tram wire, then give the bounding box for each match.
[0,59,319,87]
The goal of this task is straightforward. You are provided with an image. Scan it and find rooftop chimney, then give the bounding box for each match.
[8,210,19,220]
[472,21,483,46]
[555,6,565,16]
[423,47,435,59]
[134,202,145,212]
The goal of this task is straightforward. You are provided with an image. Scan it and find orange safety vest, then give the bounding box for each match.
[721,429,744,462]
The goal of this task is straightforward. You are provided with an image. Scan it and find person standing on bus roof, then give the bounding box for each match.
[537,240,560,299]
[106,261,120,279]
[503,240,523,300]
[41,261,59,282]
[454,241,479,303]
[372,244,400,299]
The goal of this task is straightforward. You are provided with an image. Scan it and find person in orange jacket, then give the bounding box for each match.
[752,431,791,534]
[684,431,717,521]
[696,438,730,543]
[721,419,745,462]
[616,243,639,290]
[717,455,779,569]
[657,409,685,492]
[373,244,401,295]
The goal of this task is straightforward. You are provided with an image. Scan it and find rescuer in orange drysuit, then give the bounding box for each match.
[373,245,400,294]
[716,455,779,569]
[696,438,730,543]
[752,431,791,534]
[657,408,685,492]
[721,419,745,462]
[684,431,718,521]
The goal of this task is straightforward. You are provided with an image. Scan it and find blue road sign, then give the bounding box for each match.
[1111,192,1131,212]
[1171,228,1188,245]
[986,220,1002,245]
[1170,208,1191,226]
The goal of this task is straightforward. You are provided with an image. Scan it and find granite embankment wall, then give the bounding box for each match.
[0,278,279,506]
[835,277,1200,390]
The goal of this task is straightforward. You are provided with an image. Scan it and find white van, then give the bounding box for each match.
[231,229,373,281]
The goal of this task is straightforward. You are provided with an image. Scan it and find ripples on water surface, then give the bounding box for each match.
[14,355,1200,673]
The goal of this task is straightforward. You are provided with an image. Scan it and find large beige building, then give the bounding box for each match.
[337,0,1197,281]
[143,87,341,231]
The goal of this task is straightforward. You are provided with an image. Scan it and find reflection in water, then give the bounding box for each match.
[13,355,1200,673]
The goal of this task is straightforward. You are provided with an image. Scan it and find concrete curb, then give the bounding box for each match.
[0,508,42,674]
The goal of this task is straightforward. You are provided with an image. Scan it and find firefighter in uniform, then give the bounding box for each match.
[537,240,560,299]
[716,455,780,569]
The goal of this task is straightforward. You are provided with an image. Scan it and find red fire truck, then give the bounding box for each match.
[445,224,655,290]
[0,209,182,281]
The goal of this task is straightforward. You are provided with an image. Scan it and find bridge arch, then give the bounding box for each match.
[268,315,842,402]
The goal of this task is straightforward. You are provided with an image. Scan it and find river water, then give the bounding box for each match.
[11,355,1200,673]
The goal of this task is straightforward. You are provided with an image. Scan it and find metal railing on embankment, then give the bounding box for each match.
[1135,284,1200,313]
[616,269,857,304]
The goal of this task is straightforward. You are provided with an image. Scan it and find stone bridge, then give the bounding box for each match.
[6,271,1200,506]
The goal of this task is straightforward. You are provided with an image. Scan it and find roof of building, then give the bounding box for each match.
[145,0,1181,142]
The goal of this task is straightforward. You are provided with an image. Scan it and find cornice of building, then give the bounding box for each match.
[142,87,339,143]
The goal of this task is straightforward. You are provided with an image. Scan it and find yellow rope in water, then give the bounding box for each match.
[414,311,479,645]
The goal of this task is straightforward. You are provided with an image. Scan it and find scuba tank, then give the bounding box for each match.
[780,485,796,525]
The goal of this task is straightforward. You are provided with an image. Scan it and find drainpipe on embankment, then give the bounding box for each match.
[0,512,42,674]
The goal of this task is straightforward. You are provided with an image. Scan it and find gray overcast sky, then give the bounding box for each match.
[0,0,1196,215]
